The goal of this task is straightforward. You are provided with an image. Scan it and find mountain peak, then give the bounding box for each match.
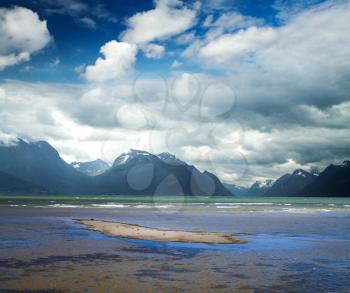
[255,179,274,188]
[310,168,320,176]
[157,152,185,165]
[70,159,110,176]
[292,169,309,177]
[112,149,153,167]
[341,160,350,167]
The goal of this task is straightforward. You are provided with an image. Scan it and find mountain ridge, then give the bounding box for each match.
[0,139,232,196]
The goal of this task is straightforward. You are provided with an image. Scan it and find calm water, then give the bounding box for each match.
[0,196,350,292]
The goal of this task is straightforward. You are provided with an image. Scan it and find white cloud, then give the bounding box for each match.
[191,0,350,72]
[74,64,85,73]
[174,31,196,45]
[121,0,198,44]
[0,52,30,70]
[0,6,51,70]
[171,60,182,68]
[202,15,213,27]
[199,26,278,65]
[83,40,138,82]
[50,57,60,67]
[80,16,97,29]
[142,43,165,59]
[273,0,324,22]
[210,12,264,33]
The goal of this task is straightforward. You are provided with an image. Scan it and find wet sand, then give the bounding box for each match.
[76,219,247,244]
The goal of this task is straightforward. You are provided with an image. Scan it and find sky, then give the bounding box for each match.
[0,0,349,186]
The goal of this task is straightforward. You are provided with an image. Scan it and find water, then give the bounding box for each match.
[0,196,350,292]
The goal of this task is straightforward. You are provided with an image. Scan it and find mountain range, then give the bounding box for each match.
[0,138,349,196]
[228,164,349,197]
[0,139,231,196]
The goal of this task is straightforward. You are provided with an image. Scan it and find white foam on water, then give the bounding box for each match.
[281,208,315,214]
[48,204,80,208]
[91,203,126,208]
[214,202,274,206]
[154,205,171,209]
[134,205,153,208]
[216,206,240,209]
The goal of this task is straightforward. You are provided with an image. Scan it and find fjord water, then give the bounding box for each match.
[1,196,350,292]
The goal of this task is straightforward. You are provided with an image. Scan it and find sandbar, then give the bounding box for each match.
[76,219,247,244]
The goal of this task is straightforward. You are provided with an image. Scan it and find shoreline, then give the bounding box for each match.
[75,219,247,244]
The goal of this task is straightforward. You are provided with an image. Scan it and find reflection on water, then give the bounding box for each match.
[0,204,350,292]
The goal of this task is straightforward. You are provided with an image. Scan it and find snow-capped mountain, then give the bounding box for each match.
[71,159,110,176]
[244,179,274,196]
[157,152,186,166]
[0,138,349,197]
[96,149,232,196]
[298,161,350,196]
[113,150,186,167]
[341,160,350,168]
[266,169,317,196]
[113,149,152,167]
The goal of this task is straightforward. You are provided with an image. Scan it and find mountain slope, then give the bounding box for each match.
[244,180,274,196]
[265,169,317,196]
[223,183,248,196]
[71,159,110,176]
[0,139,95,194]
[0,171,48,194]
[95,149,233,196]
[299,161,350,196]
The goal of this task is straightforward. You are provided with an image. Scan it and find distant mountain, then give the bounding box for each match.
[0,139,96,194]
[0,171,48,194]
[245,180,274,196]
[299,161,350,196]
[223,183,248,196]
[71,159,110,176]
[95,149,233,196]
[1,138,348,197]
[265,169,317,196]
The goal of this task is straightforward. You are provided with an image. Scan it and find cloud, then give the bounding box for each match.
[0,6,52,70]
[35,0,117,28]
[208,11,264,33]
[191,1,350,70]
[83,41,138,82]
[201,0,236,11]
[1,63,350,185]
[199,26,278,65]
[142,43,165,59]
[121,0,198,44]
[50,57,60,67]
[273,0,325,22]
[183,0,350,114]
[37,0,88,17]
[174,31,196,45]
[79,17,97,29]
[182,11,264,59]
[202,15,213,27]
[171,60,182,68]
